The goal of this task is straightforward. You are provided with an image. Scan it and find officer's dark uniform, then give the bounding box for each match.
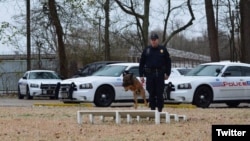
[139,34,171,112]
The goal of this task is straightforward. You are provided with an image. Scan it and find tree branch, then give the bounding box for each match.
[163,0,195,47]
[114,0,144,19]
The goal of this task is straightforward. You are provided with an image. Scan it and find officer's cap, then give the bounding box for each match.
[150,33,159,39]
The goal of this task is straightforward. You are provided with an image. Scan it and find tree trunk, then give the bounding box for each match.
[26,0,31,70]
[115,0,150,48]
[240,0,250,63]
[204,0,220,62]
[143,0,150,47]
[104,0,110,60]
[48,0,68,77]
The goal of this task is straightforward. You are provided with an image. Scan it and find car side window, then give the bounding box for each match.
[95,64,105,72]
[29,72,36,79]
[88,64,96,75]
[23,72,29,79]
[128,67,139,77]
[224,66,242,76]
[80,65,90,76]
[241,66,250,76]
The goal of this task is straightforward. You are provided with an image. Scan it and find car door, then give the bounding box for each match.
[241,66,250,99]
[219,66,245,99]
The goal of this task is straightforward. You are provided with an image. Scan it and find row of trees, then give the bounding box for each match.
[205,0,250,63]
[0,0,250,78]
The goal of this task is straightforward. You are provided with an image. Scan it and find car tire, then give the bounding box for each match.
[17,86,24,99]
[94,85,115,107]
[26,86,33,100]
[193,86,213,108]
[226,101,240,108]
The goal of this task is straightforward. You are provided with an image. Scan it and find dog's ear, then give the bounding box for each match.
[123,70,129,76]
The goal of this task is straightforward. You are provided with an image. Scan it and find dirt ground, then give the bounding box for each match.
[0,104,250,141]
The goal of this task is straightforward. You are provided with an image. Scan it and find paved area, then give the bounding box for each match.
[0,96,134,107]
[0,97,61,107]
[0,95,249,108]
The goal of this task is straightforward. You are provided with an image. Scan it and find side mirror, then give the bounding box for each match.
[215,68,221,73]
[22,76,27,79]
[215,68,221,76]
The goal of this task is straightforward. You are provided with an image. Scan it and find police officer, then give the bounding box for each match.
[139,33,171,112]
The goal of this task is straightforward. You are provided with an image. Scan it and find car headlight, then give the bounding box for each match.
[30,83,39,88]
[79,83,93,89]
[177,83,192,89]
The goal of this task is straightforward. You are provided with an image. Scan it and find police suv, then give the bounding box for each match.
[166,61,250,108]
[58,63,144,106]
[18,70,62,99]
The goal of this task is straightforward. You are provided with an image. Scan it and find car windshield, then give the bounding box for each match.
[29,72,60,79]
[177,68,192,75]
[185,65,224,76]
[92,65,127,77]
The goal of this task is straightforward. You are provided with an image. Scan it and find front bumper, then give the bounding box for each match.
[164,82,194,103]
[30,84,60,97]
[59,83,95,102]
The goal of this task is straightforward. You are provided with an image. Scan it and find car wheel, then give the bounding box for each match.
[18,86,24,99]
[94,85,114,107]
[193,86,212,108]
[26,86,33,100]
[226,101,240,108]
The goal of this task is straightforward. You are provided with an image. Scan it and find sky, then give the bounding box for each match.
[0,1,25,54]
[0,0,206,55]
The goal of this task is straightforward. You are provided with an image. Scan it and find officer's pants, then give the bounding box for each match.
[146,72,165,111]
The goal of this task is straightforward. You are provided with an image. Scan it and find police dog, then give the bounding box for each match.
[122,71,147,109]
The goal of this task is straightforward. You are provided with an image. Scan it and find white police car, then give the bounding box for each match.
[18,70,62,99]
[169,67,192,77]
[58,63,148,107]
[166,61,250,108]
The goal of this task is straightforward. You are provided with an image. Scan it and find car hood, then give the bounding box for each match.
[61,76,122,84]
[165,76,216,84]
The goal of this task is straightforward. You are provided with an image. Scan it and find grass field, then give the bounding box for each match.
[0,104,249,141]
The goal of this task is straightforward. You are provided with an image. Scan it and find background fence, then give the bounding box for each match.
[0,58,58,94]
[0,51,210,94]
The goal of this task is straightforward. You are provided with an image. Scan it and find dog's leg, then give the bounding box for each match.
[133,92,138,109]
[141,88,148,107]
[124,87,129,91]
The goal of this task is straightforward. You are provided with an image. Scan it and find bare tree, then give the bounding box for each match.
[162,0,195,47]
[104,0,110,60]
[204,0,220,62]
[26,0,31,70]
[48,0,68,77]
[115,0,195,50]
[240,0,250,63]
[226,0,240,61]
[114,0,150,48]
